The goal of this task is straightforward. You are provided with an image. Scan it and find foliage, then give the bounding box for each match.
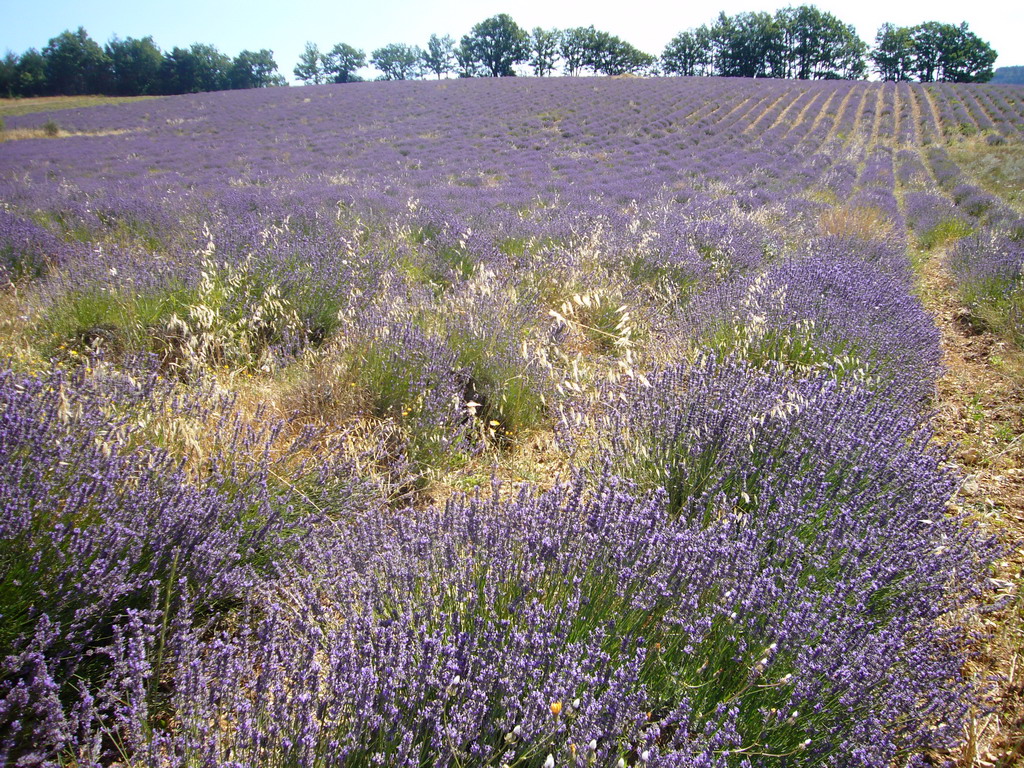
[529,27,562,77]
[459,13,530,77]
[775,5,866,79]
[105,36,163,96]
[159,43,231,94]
[323,42,366,83]
[229,49,286,89]
[371,43,424,81]
[872,21,997,82]
[662,27,714,77]
[422,34,456,79]
[43,27,109,96]
[663,7,865,80]
[293,41,325,84]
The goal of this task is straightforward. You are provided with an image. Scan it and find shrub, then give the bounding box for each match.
[0,212,72,284]
[949,231,1024,344]
[0,365,373,763]
[145,453,990,766]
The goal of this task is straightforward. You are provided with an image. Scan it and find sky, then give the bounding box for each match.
[1,0,1021,82]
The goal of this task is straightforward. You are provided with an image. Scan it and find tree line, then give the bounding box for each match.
[0,27,284,98]
[0,8,1000,99]
[299,10,997,85]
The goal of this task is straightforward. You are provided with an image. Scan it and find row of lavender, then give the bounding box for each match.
[0,77,1018,766]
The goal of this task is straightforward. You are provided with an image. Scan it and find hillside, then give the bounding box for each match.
[1,77,1023,766]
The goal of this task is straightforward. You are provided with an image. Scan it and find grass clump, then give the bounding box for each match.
[921,217,974,250]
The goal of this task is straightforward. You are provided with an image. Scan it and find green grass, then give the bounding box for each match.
[0,94,158,118]
[920,217,974,250]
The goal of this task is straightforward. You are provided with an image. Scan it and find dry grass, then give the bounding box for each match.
[816,204,895,239]
[0,126,136,143]
[949,137,1024,212]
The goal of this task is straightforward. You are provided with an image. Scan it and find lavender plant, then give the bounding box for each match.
[949,230,1024,344]
[0,74,1017,766]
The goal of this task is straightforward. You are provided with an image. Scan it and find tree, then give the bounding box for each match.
[710,12,786,78]
[323,43,365,83]
[460,14,529,77]
[106,36,163,95]
[936,22,996,83]
[43,27,110,95]
[453,43,482,77]
[909,21,945,82]
[15,49,47,96]
[294,42,325,84]
[529,28,561,77]
[188,43,230,91]
[662,27,713,77]
[0,51,18,98]
[560,27,594,77]
[159,44,230,94]
[371,43,423,80]
[872,23,915,81]
[590,34,656,76]
[776,6,866,80]
[872,21,995,83]
[422,34,456,79]
[230,49,285,89]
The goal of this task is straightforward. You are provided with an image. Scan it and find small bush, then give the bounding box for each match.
[41,119,59,137]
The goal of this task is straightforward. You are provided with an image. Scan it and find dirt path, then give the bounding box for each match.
[918,249,1024,766]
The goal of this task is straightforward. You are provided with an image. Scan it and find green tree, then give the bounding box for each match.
[662,27,713,77]
[579,28,613,74]
[460,13,529,77]
[529,28,561,77]
[323,43,365,83]
[937,22,996,83]
[559,27,594,76]
[711,11,786,78]
[106,36,163,95]
[585,32,655,76]
[872,23,915,81]
[453,43,482,77]
[909,21,945,82]
[43,27,110,95]
[189,43,230,91]
[776,6,866,79]
[294,42,325,84]
[422,34,456,79]
[230,49,285,89]
[0,51,18,97]
[159,44,230,94]
[15,49,47,96]
[371,43,423,80]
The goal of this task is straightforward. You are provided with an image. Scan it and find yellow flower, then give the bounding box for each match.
[550,700,562,717]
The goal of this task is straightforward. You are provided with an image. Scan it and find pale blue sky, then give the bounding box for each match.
[1,0,1020,81]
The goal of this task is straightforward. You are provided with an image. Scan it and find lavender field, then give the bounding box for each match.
[2,76,1024,767]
